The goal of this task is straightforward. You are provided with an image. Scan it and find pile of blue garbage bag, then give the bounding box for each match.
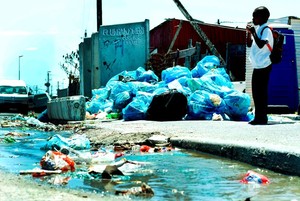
[86,55,251,121]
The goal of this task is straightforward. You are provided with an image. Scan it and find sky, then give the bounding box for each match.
[0,0,299,95]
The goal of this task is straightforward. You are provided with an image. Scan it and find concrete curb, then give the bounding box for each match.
[170,138,300,176]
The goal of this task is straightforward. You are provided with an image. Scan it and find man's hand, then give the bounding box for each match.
[246,23,255,34]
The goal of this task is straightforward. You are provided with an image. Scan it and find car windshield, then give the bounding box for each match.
[0,86,27,94]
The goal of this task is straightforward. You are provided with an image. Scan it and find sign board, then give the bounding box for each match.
[98,20,150,86]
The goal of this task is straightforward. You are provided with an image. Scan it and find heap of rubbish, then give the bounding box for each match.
[14,133,269,198]
[0,114,62,131]
[86,55,251,121]
[17,133,175,197]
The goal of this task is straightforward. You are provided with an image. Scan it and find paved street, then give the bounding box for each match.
[88,116,300,176]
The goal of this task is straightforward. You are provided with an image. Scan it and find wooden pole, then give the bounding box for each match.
[97,0,102,31]
[172,0,226,65]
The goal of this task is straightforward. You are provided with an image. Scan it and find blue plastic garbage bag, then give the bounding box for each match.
[152,87,169,96]
[106,67,155,87]
[198,73,232,98]
[92,87,111,99]
[136,68,159,83]
[161,66,192,84]
[131,66,158,82]
[206,67,232,84]
[186,78,202,93]
[109,81,135,100]
[106,69,138,84]
[191,55,220,78]
[200,55,220,68]
[41,134,91,150]
[98,99,114,112]
[191,62,207,78]
[86,100,102,114]
[155,81,168,90]
[86,98,113,114]
[186,90,226,120]
[200,70,233,89]
[130,81,158,94]
[135,91,153,105]
[223,90,251,121]
[176,77,189,88]
[113,91,133,110]
[167,79,192,96]
[37,109,49,123]
[122,92,152,121]
[189,68,233,96]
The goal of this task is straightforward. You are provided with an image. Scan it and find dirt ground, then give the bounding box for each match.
[82,127,162,147]
[1,115,300,200]
[0,120,159,201]
[0,121,153,201]
[0,171,121,201]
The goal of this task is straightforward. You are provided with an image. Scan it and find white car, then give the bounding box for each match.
[0,80,32,114]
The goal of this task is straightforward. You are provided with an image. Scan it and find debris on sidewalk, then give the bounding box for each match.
[268,115,297,124]
[85,56,251,122]
[40,150,75,172]
[88,158,150,180]
[1,136,16,143]
[115,182,154,197]
[5,131,30,137]
[20,168,62,176]
[41,134,91,151]
[240,170,270,184]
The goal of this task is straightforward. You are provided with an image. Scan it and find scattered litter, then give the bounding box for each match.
[20,168,62,176]
[5,131,30,137]
[41,134,91,150]
[0,113,66,131]
[1,136,16,143]
[140,145,173,153]
[90,151,122,164]
[26,117,46,127]
[115,182,154,197]
[47,175,71,185]
[240,170,270,184]
[88,158,149,179]
[212,113,223,121]
[147,135,169,145]
[40,150,75,172]
[268,115,296,124]
[86,55,251,121]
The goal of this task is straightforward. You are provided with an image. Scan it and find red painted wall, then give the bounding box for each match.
[150,19,247,80]
[150,18,246,57]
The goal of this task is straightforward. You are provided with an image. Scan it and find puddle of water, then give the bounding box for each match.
[1,128,300,200]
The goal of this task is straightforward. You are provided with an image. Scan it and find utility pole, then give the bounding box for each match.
[45,71,51,95]
[18,55,23,80]
[97,0,102,31]
[172,0,226,65]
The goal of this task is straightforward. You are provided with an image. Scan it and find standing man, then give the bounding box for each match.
[246,6,273,125]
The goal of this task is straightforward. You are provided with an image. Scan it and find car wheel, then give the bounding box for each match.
[20,107,28,115]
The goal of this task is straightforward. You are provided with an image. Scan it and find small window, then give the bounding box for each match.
[0,86,13,94]
[0,86,27,94]
[0,86,6,94]
[16,87,27,94]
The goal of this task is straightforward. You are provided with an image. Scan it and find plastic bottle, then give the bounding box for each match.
[131,145,141,153]
[240,170,270,184]
[91,152,115,164]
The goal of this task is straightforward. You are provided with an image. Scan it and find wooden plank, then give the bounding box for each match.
[172,0,226,65]
[20,169,62,175]
[167,20,183,54]
[168,47,196,59]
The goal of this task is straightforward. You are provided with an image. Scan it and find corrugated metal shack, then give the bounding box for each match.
[150,18,247,81]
